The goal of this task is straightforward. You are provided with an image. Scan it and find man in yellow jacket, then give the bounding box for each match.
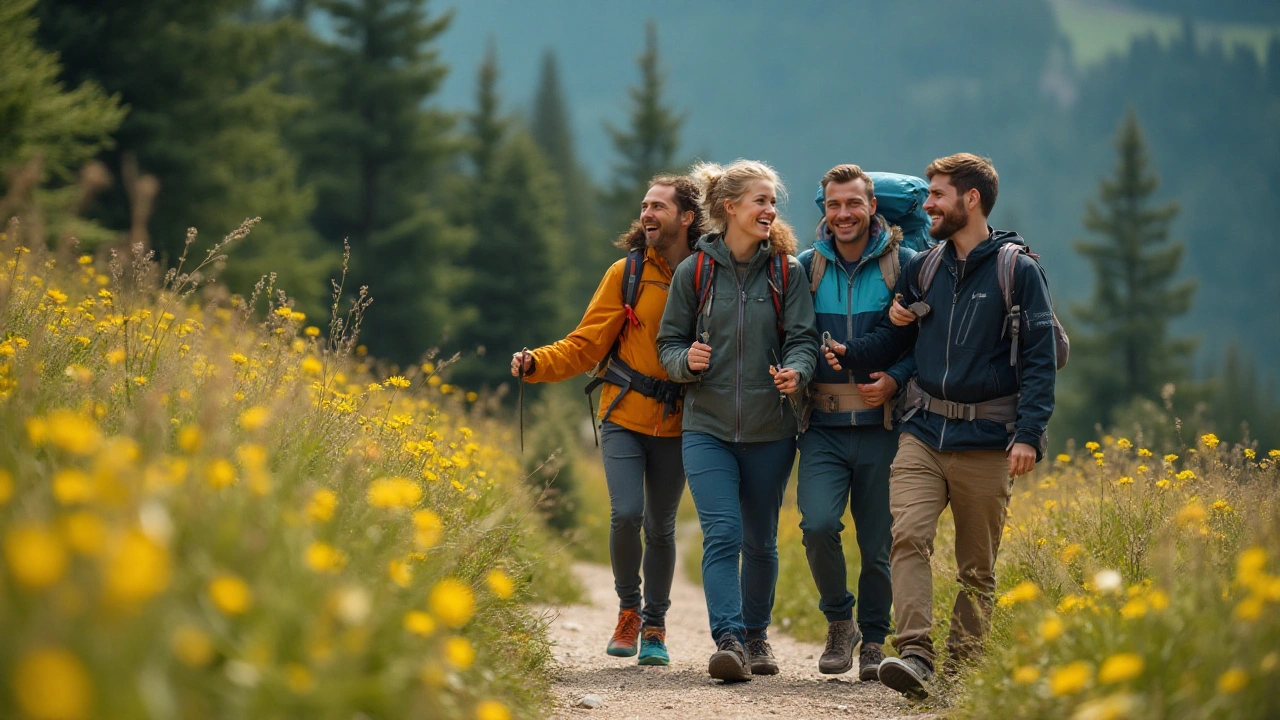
[511,175,702,666]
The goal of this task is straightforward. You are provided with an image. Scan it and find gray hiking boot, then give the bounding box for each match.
[858,642,885,682]
[818,619,862,674]
[878,653,934,700]
[708,634,752,683]
[745,636,779,675]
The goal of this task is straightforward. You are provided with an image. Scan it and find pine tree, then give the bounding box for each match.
[33,0,335,315]
[452,51,566,395]
[530,49,606,317]
[1071,109,1197,426]
[0,0,124,243]
[295,0,461,362]
[604,21,684,233]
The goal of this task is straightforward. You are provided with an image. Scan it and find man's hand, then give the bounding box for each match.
[1008,442,1037,477]
[855,371,898,408]
[823,341,845,371]
[888,299,915,327]
[510,350,534,377]
[687,341,712,371]
[769,365,799,394]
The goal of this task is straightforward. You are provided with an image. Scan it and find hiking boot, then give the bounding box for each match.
[606,608,642,657]
[818,619,862,674]
[708,634,752,682]
[858,643,885,682]
[878,653,934,700]
[637,626,669,666]
[745,636,779,675]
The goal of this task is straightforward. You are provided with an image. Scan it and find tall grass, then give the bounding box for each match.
[0,221,576,720]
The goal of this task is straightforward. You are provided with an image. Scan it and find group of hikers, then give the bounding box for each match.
[510,152,1060,699]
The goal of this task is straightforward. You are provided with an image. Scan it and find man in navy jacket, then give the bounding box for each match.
[825,153,1056,699]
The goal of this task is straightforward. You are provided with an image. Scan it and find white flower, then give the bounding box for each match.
[1094,569,1122,594]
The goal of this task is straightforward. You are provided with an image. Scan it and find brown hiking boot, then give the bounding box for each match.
[708,634,752,682]
[818,619,862,674]
[606,608,642,657]
[859,642,885,682]
[746,637,779,675]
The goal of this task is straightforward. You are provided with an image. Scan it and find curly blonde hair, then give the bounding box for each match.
[691,159,795,255]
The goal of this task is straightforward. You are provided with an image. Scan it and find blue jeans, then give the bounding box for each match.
[683,431,796,643]
[796,425,896,643]
[600,422,686,626]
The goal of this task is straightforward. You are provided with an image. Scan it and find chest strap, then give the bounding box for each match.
[584,352,684,423]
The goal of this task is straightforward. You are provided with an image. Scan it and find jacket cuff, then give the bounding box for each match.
[885,364,912,390]
[1014,429,1046,460]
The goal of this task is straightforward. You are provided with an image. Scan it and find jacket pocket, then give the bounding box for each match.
[956,292,998,350]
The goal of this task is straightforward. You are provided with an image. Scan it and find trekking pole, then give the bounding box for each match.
[518,347,529,454]
[771,348,801,422]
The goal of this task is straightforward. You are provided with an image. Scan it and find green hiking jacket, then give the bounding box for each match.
[658,233,820,443]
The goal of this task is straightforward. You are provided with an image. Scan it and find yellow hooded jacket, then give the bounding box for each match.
[526,246,682,437]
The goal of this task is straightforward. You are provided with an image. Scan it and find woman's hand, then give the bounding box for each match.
[688,341,712,371]
[769,365,799,394]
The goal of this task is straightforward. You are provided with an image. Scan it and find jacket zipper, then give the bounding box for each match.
[842,254,871,426]
[734,262,746,443]
[939,262,963,447]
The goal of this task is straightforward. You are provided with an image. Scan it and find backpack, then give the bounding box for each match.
[814,172,936,253]
[692,250,791,343]
[914,242,1070,373]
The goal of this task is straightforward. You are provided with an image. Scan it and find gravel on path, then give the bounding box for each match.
[543,552,930,720]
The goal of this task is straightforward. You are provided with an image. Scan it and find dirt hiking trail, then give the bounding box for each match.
[543,549,933,720]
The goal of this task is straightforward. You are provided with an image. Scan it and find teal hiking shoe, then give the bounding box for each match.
[605,607,642,657]
[637,626,669,666]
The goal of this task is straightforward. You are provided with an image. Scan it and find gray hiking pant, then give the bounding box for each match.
[600,421,686,627]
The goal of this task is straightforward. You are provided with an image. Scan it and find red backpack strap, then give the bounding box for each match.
[692,251,716,318]
[620,249,645,327]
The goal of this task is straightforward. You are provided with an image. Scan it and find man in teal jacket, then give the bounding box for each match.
[797,164,917,681]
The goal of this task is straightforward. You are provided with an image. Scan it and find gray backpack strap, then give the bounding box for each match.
[878,243,901,292]
[915,243,946,297]
[997,244,1031,368]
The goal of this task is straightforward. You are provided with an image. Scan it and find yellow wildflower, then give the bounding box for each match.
[238,406,269,431]
[229,352,248,365]
[1201,433,1220,449]
[404,610,436,637]
[103,529,172,606]
[1013,665,1040,684]
[1117,476,1133,485]
[1098,653,1144,684]
[1136,464,1149,474]
[1235,597,1264,622]
[429,579,475,628]
[997,580,1040,607]
[466,391,479,403]
[1245,448,1256,460]
[476,700,512,720]
[43,410,102,455]
[413,509,443,549]
[486,569,515,599]
[1085,441,1100,452]
[385,375,411,389]
[366,477,423,509]
[444,636,475,670]
[1050,661,1092,696]
[305,326,320,337]
[46,288,68,304]
[52,468,95,505]
[1119,598,1147,620]
[208,574,253,615]
[1164,454,1178,463]
[388,559,413,588]
[1237,547,1267,586]
[305,542,346,573]
[1156,479,1170,489]
[177,425,202,453]
[4,523,68,589]
[1060,544,1085,564]
[1116,438,1132,449]
[301,356,323,376]
[1176,501,1205,526]
[1039,615,1064,641]
[1056,453,1070,463]
[206,459,236,489]
[285,663,315,694]
[170,625,215,667]
[306,489,338,523]
[1269,450,1280,459]
[1138,447,1153,457]
[1217,668,1249,694]
[1210,499,1233,514]
[15,648,92,720]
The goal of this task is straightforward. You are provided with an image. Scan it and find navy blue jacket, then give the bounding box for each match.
[842,229,1056,458]
[798,216,916,428]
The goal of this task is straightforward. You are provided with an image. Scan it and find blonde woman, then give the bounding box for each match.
[658,160,819,681]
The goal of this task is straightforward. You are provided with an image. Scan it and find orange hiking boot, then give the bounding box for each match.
[606,607,642,657]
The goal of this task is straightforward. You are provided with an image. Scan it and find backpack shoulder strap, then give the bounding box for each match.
[766,253,789,341]
[915,243,947,297]
[804,251,826,295]
[692,250,716,318]
[996,243,1036,314]
[621,248,645,327]
[878,246,901,293]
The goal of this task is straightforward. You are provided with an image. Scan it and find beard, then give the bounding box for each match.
[929,203,968,240]
[645,220,680,249]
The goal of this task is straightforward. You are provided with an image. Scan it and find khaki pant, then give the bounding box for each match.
[888,432,1013,666]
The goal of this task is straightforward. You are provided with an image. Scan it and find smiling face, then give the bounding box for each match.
[924,173,973,240]
[824,178,877,246]
[725,179,777,241]
[639,184,687,249]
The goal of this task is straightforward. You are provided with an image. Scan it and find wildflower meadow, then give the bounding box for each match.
[0,221,577,720]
